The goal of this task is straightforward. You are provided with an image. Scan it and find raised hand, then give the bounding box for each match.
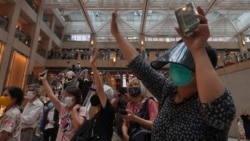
[38,70,47,81]
[111,11,120,36]
[89,48,99,66]
[72,104,81,112]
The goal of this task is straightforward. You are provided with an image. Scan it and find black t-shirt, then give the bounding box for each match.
[241,114,250,139]
[116,98,127,112]
[114,98,127,137]
[92,100,115,141]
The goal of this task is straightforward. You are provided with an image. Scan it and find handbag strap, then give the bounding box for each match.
[128,97,153,134]
[138,97,154,120]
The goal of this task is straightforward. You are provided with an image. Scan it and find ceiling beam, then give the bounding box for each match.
[235,13,250,35]
[78,0,95,33]
[51,9,66,27]
[42,3,79,9]
[204,0,217,14]
[140,0,149,33]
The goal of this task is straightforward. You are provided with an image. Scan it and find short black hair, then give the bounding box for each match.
[65,87,82,105]
[3,86,24,106]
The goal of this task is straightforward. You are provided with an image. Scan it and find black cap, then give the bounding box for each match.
[150,40,216,71]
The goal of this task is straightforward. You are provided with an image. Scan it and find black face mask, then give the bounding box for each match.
[128,87,141,97]
[90,95,100,106]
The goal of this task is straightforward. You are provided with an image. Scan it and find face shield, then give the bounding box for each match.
[150,40,215,71]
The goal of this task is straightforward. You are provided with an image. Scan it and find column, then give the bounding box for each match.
[0,3,21,92]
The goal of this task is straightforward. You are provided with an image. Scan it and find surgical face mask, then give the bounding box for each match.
[128,87,141,97]
[64,96,74,107]
[47,102,54,109]
[26,91,35,99]
[90,95,100,107]
[169,63,194,86]
[0,96,12,106]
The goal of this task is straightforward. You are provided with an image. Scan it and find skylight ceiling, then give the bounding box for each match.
[43,0,250,39]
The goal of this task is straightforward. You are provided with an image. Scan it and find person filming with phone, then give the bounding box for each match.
[110,4,235,141]
[121,78,158,141]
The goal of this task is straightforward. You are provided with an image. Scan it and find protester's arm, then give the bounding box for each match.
[111,11,172,101]
[124,109,153,129]
[175,7,224,103]
[39,73,62,113]
[71,104,86,131]
[122,121,129,141]
[89,49,107,108]
[132,115,154,129]
[111,12,139,63]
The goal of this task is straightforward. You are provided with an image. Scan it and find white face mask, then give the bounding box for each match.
[64,96,74,107]
[27,91,35,99]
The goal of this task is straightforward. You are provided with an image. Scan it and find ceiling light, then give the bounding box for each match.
[90,40,94,46]
[242,38,246,46]
[141,40,144,45]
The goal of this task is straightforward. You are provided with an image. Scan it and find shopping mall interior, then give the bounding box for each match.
[0,0,250,139]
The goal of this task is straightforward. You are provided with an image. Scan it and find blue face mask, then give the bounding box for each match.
[47,102,54,109]
[169,63,194,86]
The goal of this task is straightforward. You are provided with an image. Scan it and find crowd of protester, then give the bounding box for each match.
[0,7,241,141]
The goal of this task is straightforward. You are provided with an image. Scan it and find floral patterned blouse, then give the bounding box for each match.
[0,106,21,141]
[128,55,236,141]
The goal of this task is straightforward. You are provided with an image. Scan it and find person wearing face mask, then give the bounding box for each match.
[111,7,235,141]
[0,86,24,141]
[21,84,44,141]
[89,49,115,141]
[121,78,158,141]
[39,72,89,141]
[41,92,59,141]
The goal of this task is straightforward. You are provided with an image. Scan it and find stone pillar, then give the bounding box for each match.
[26,1,45,75]
[0,3,21,92]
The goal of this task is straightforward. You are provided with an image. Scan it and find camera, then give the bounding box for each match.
[175,2,200,36]
[38,70,48,77]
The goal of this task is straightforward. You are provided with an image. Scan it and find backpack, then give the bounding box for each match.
[128,97,153,141]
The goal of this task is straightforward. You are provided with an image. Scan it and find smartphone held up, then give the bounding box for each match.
[38,70,48,77]
[175,2,200,36]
